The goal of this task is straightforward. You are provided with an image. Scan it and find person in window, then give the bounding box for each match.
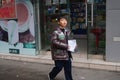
[48,16,73,80]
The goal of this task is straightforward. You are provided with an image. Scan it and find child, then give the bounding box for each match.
[48,16,73,80]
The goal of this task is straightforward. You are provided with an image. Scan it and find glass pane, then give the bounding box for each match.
[44,0,70,50]
[87,1,106,60]
[70,1,87,59]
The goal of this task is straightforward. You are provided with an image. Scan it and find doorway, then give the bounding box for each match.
[87,0,106,60]
[70,0,106,60]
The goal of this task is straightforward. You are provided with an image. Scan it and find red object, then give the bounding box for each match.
[91,28,105,48]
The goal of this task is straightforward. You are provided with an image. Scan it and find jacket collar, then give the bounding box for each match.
[57,27,67,32]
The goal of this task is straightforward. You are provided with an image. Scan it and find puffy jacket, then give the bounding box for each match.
[51,27,71,60]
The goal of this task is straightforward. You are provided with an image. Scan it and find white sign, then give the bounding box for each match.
[113,37,120,41]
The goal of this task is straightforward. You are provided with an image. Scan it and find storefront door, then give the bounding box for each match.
[87,0,106,60]
[70,0,106,60]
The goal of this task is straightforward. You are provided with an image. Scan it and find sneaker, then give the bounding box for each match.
[48,74,54,80]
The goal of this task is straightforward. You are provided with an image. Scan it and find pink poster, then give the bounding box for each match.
[0,0,36,55]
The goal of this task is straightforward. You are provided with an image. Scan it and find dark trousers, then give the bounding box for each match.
[49,59,73,80]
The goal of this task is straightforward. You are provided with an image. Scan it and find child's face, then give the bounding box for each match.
[58,18,67,28]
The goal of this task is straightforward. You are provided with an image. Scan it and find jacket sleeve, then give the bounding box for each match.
[51,31,68,50]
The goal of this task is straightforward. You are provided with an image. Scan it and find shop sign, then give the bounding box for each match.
[0,0,16,19]
[9,48,20,54]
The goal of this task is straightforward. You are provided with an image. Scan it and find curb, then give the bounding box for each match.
[0,53,120,72]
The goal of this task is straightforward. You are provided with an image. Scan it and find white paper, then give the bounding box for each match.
[68,40,77,52]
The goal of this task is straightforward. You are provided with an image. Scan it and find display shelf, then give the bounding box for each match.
[45,0,70,21]
[44,0,70,46]
[70,2,87,35]
[46,13,69,17]
[93,3,106,28]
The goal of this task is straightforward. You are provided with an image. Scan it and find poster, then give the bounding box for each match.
[0,0,16,19]
[0,0,36,55]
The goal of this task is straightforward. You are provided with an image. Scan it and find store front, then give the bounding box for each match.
[42,0,106,60]
[0,0,106,60]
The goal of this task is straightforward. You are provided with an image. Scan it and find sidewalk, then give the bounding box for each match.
[1,58,120,80]
[0,51,120,72]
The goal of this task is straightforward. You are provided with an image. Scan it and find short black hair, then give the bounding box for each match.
[57,16,67,22]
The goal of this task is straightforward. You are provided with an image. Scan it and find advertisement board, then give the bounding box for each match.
[0,0,36,55]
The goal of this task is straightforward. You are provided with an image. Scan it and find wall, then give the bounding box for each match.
[106,0,120,62]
